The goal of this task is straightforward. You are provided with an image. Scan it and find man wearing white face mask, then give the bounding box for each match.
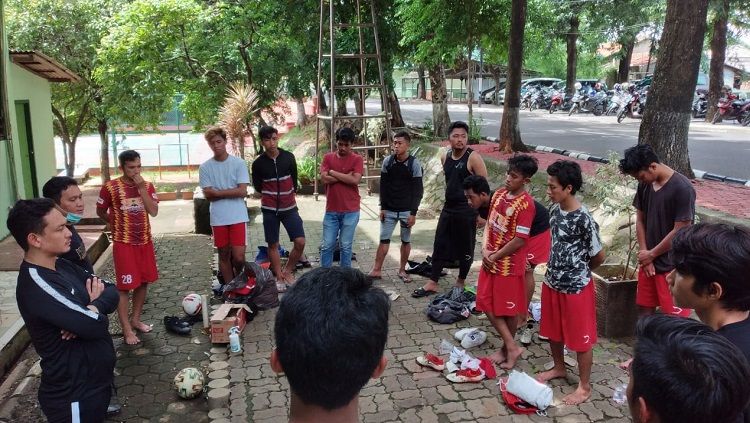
[42,176,123,416]
[43,177,93,274]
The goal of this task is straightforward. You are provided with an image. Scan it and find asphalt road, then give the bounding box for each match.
[374,100,750,180]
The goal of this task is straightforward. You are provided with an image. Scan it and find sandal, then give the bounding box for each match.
[411,287,437,298]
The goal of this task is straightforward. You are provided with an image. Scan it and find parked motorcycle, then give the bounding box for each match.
[712,94,750,124]
[617,90,647,123]
[692,92,707,119]
[607,91,629,116]
[549,90,564,113]
[569,90,607,116]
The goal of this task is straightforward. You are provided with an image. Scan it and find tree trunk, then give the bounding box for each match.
[416,66,427,99]
[295,97,307,126]
[617,35,635,83]
[493,73,501,105]
[428,64,451,137]
[97,119,111,182]
[467,55,474,125]
[318,87,328,115]
[645,33,657,75]
[62,138,75,177]
[336,95,349,117]
[388,91,405,128]
[499,0,529,153]
[706,0,729,123]
[638,0,708,178]
[565,15,579,95]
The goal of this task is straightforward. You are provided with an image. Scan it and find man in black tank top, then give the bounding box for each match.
[412,121,488,298]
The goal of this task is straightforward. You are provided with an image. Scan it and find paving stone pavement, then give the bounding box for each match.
[13,193,636,422]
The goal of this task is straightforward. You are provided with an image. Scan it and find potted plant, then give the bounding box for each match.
[296,156,319,195]
[587,152,639,337]
[156,183,178,201]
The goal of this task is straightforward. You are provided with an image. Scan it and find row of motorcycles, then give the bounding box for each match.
[522,83,750,126]
[692,90,750,126]
[521,83,647,123]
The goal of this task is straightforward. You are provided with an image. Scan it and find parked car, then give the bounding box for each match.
[481,81,506,104]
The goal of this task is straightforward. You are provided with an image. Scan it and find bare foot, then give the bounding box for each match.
[421,281,439,292]
[131,321,153,333]
[562,385,592,405]
[500,346,525,370]
[536,367,567,383]
[280,271,296,284]
[123,331,141,345]
[488,350,506,364]
[619,358,633,370]
[367,270,382,279]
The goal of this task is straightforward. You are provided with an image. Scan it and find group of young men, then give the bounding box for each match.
[6,117,750,422]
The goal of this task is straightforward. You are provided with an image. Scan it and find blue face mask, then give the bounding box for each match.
[66,212,83,225]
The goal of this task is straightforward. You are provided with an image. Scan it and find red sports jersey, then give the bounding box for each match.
[483,189,535,275]
[97,178,158,245]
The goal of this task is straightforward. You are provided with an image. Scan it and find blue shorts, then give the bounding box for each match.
[379,210,412,244]
[262,210,305,244]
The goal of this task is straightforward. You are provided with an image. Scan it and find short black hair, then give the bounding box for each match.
[259,126,278,141]
[448,121,469,134]
[42,176,78,204]
[546,160,583,195]
[631,314,750,423]
[118,150,141,168]
[462,175,490,195]
[6,198,58,252]
[508,154,538,178]
[393,130,411,142]
[274,267,390,410]
[619,144,660,174]
[671,223,750,311]
[335,127,356,143]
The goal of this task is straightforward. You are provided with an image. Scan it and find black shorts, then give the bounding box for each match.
[262,210,305,244]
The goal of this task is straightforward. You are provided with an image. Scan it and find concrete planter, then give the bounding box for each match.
[181,191,194,200]
[157,192,177,201]
[593,264,638,338]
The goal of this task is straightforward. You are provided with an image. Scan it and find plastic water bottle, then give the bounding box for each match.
[228,327,241,353]
[612,383,628,405]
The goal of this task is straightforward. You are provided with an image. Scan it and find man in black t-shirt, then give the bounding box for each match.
[369,131,423,282]
[620,144,695,318]
[7,198,119,423]
[670,223,750,423]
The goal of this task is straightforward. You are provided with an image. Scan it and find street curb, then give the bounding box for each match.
[483,138,750,186]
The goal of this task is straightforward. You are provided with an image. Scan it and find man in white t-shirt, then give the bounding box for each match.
[199,127,250,282]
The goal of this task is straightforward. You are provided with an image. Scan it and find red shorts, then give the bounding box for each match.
[476,270,527,317]
[539,281,597,352]
[636,269,692,317]
[113,241,158,291]
[526,229,551,267]
[212,223,247,248]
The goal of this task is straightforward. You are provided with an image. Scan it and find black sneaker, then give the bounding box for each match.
[164,316,191,335]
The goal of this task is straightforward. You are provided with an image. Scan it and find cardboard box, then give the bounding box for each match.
[210,304,252,343]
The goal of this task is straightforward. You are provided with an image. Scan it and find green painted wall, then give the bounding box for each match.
[0,55,56,239]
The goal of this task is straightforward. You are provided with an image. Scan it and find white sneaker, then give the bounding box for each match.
[519,323,534,345]
[454,327,479,342]
[460,330,487,349]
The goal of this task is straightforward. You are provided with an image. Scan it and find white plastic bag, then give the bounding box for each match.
[505,370,553,410]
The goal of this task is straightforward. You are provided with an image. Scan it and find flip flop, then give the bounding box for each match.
[411,288,437,298]
[398,272,412,283]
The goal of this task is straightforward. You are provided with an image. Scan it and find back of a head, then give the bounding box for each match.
[631,314,750,423]
[274,267,390,410]
[671,223,750,311]
[462,175,490,196]
[508,154,539,179]
[619,144,659,174]
[42,176,78,204]
[6,198,57,252]
[335,127,356,143]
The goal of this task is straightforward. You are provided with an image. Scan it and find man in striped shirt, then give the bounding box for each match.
[252,126,306,285]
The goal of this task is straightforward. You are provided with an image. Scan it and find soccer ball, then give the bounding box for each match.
[174,367,205,399]
[182,293,202,316]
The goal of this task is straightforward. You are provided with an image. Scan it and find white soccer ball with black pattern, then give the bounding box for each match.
[181,293,202,316]
[173,367,205,399]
